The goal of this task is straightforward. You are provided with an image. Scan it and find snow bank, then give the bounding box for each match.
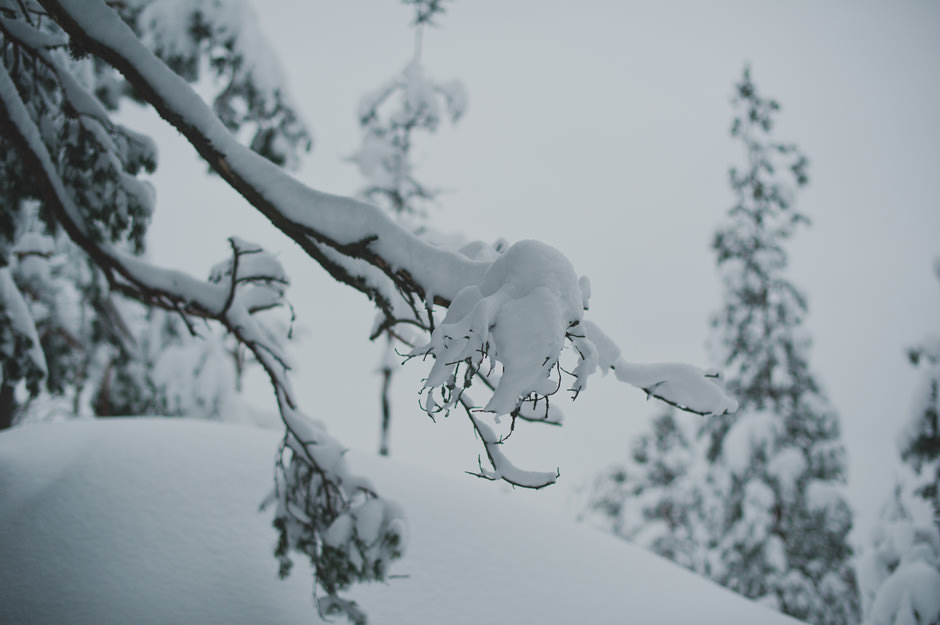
[0,419,802,625]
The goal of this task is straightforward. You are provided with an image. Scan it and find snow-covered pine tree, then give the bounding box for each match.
[583,408,714,572]
[583,66,858,625]
[704,66,858,625]
[348,0,467,456]
[856,481,940,625]
[1,206,190,426]
[349,0,465,222]
[856,260,940,625]
[900,264,940,520]
[0,0,309,428]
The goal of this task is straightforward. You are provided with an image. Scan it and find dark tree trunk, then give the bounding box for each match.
[379,367,392,457]
[0,382,16,430]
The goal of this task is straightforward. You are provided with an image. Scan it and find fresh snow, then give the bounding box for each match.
[0,267,48,378]
[767,447,807,501]
[0,419,804,625]
[865,560,940,625]
[720,411,777,475]
[856,482,940,625]
[612,361,739,416]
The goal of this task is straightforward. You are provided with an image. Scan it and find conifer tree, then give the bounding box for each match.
[0,0,308,428]
[703,66,858,625]
[348,0,466,456]
[900,266,940,519]
[857,482,940,625]
[584,67,859,625]
[856,261,940,625]
[584,409,714,572]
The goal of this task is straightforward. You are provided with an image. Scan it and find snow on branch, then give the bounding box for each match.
[412,240,585,416]
[39,0,739,433]
[126,0,313,169]
[463,396,560,489]
[581,320,740,417]
[38,0,489,314]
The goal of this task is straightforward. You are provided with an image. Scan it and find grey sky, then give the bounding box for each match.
[139,1,940,536]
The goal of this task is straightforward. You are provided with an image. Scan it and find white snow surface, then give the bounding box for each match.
[0,419,803,625]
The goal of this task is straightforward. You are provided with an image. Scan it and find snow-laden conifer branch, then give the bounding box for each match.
[36,0,739,431]
[0,59,404,625]
[30,0,736,504]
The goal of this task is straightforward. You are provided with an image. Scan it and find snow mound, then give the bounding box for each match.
[0,419,802,625]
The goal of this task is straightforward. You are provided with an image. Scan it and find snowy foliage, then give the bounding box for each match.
[349,0,466,219]
[584,409,717,572]
[584,67,858,625]
[857,263,940,625]
[702,68,858,625]
[127,0,312,167]
[1,1,738,621]
[1,218,271,424]
[857,482,940,625]
[3,218,136,424]
[0,0,310,427]
[900,307,940,517]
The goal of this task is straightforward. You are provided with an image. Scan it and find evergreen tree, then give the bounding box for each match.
[348,0,467,456]
[857,481,940,625]
[584,67,858,625]
[584,409,716,572]
[703,65,857,625]
[1,212,143,426]
[0,0,309,428]
[901,266,940,519]
[856,261,940,625]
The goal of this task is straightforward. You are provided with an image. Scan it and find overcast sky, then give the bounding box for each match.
[137,0,940,537]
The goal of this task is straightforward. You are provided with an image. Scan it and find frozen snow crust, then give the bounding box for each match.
[0,419,803,625]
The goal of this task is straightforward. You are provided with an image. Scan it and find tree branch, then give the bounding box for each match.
[38,0,487,313]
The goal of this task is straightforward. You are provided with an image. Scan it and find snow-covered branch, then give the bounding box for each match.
[38,0,737,421]
[39,0,489,313]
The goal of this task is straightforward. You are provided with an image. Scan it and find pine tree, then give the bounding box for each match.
[901,265,940,519]
[347,0,467,456]
[584,67,858,625]
[701,65,858,625]
[584,409,715,572]
[0,0,309,428]
[857,481,940,625]
[856,261,940,625]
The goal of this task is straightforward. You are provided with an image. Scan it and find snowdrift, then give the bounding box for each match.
[0,419,801,624]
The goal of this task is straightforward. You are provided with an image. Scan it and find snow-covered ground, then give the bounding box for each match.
[0,418,802,624]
